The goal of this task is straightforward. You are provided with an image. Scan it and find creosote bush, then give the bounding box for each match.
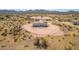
[1,29,7,36]
[33,37,48,49]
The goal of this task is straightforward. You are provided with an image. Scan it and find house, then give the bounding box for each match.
[32,20,48,27]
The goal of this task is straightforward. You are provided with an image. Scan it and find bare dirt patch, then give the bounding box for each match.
[22,22,64,36]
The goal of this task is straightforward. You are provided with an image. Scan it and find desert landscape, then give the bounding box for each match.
[0,10,79,50]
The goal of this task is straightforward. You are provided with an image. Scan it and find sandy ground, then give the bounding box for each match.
[22,22,64,36]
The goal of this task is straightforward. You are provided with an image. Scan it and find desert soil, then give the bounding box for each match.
[22,22,64,36]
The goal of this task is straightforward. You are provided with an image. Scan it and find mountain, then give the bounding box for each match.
[0,9,79,14]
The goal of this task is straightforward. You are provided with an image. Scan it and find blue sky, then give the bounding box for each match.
[0,0,79,9]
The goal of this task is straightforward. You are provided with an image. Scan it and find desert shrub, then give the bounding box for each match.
[25,30,31,33]
[64,19,72,22]
[28,36,32,40]
[33,37,48,49]
[5,15,11,18]
[72,33,76,37]
[73,21,79,25]
[62,37,65,40]
[26,15,31,19]
[9,29,17,36]
[1,29,7,36]
[61,24,73,32]
[64,33,70,36]
[74,18,78,20]
[0,38,6,42]
[76,27,79,30]
[58,40,61,42]
[14,25,22,32]
[1,45,6,48]
[8,25,22,36]
[58,23,72,32]
[0,26,3,31]
[0,17,5,20]
[24,45,29,47]
[58,19,62,22]
[69,41,75,46]
[8,29,13,34]
[28,21,31,24]
[57,23,62,27]
[14,38,18,42]
[34,38,40,48]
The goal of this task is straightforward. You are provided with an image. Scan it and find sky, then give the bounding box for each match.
[0,0,79,9]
